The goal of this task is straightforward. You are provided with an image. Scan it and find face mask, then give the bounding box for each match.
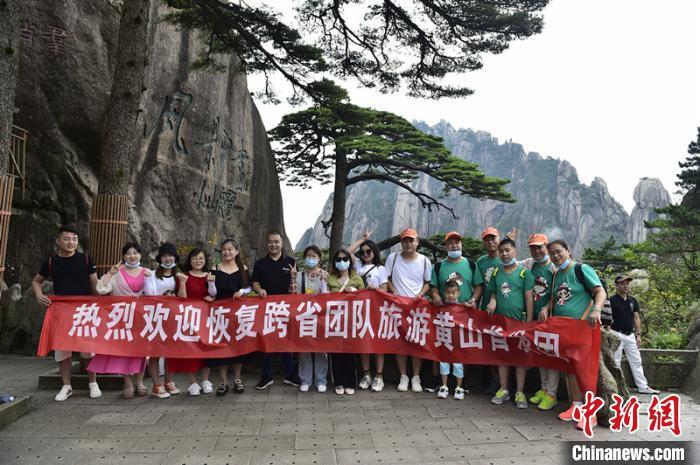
[447,250,462,259]
[124,260,140,269]
[160,262,176,269]
[534,255,550,264]
[558,258,571,270]
[501,257,516,266]
[305,258,319,268]
[335,260,350,271]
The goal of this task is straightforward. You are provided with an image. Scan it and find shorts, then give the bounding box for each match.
[54,350,94,362]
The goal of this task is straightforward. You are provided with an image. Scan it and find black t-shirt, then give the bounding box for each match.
[610,294,639,334]
[38,252,96,295]
[251,255,295,295]
[212,265,249,300]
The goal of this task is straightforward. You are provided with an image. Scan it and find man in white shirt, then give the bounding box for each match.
[386,227,432,392]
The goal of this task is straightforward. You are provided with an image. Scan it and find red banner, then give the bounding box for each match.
[38,290,600,393]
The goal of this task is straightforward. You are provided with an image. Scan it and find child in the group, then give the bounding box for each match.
[32,224,101,402]
[88,242,150,399]
[436,278,467,400]
[293,245,329,393]
[486,238,534,409]
[144,242,181,398]
[172,247,217,396]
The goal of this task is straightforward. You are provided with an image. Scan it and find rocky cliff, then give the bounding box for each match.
[0,0,286,352]
[297,121,631,256]
[626,177,671,244]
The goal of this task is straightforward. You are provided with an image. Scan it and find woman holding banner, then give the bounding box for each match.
[88,243,150,399]
[546,239,605,430]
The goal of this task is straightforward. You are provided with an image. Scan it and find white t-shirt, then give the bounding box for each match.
[385,252,432,297]
[354,261,388,289]
[145,272,176,296]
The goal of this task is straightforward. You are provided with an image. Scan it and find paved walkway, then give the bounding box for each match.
[0,355,698,465]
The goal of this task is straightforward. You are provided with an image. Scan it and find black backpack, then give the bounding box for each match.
[572,263,613,326]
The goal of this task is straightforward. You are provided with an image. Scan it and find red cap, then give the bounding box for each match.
[527,233,548,246]
[400,228,418,240]
[481,227,499,239]
[444,231,462,241]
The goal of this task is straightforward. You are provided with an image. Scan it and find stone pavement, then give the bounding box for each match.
[0,354,698,465]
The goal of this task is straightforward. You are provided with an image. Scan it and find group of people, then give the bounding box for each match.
[33,223,659,432]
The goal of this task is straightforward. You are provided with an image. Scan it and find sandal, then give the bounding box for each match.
[233,379,244,394]
[216,383,230,397]
[135,384,148,397]
[121,387,135,399]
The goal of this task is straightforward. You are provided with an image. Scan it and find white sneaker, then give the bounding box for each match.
[358,374,371,390]
[453,386,466,400]
[317,384,327,393]
[345,387,355,395]
[299,384,310,392]
[371,377,384,392]
[436,385,449,399]
[638,386,661,395]
[335,386,345,395]
[397,375,409,392]
[187,383,202,396]
[55,385,73,402]
[88,382,102,399]
[411,375,422,393]
[201,380,213,394]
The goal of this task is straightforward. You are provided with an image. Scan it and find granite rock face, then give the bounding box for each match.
[298,121,629,257]
[626,177,671,244]
[1,0,286,352]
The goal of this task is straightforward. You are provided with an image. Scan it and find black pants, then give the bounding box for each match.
[330,353,356,388]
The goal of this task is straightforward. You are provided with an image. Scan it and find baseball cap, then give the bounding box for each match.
[444,231,462,241]
[481,227,499,239]
[527,233,548,246]
[400,228,418,240]
[615,275,633,283]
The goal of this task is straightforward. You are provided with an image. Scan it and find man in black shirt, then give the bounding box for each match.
[251,232,301,389]
[610,275,659,395]
[32,225,101,401]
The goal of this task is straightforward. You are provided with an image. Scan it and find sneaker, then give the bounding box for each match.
[88,382,102,399]
[558,404,577,421]
[187,382,202,396]
[55,385,73,402]
[486,377,500,395]
[490,388,510,405]
[335,385,345,395]
[397,375,409,392]
[358,374,372,390]
[255,376,274,390]
[284,374,301,387]
[299,384,310,392]
[233,379,244,394]
[410,375,422,393]
[638,386,660,395]
[317,384,327,393]
[424,375,440,393]
[151,385,171,399]
[345,387,355,395]
[164,381,180,395]
[454,386,467,400]
[437,385,449,399]
[370,377,384,392]
[529,389,546,405]
[515,392,528,409]
[201,380,213,394]
[538,394,558,411]
[576,415,597,431]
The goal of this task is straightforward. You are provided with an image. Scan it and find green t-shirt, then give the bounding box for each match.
[552,262,602,319]
[531,260,555,313]
[487,264,534,321]
[477,254,502,310]
[327,274,365,293]
[430,257,484,302]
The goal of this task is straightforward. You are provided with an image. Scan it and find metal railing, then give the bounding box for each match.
[9,124,28,198]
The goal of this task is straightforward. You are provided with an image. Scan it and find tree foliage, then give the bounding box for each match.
[164,0,549,102]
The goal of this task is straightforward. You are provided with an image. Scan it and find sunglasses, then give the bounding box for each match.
[361,249,373,255]
[335,256,350,262]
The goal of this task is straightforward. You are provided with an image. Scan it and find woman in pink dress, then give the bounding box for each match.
[88,242,149,398]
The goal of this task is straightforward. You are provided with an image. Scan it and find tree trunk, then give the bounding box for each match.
[89,0,150,275]
[329,150,348,255]
[0,0,20,173]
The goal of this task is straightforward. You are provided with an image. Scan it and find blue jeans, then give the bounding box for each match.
[439,362,464,379]
[298,352,328,386]
[262,353,295,378]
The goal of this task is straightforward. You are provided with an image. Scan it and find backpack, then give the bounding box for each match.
[551,263,611,322]
[48,253,91,276]
[490,265,527,280]
[434,257,476,280]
